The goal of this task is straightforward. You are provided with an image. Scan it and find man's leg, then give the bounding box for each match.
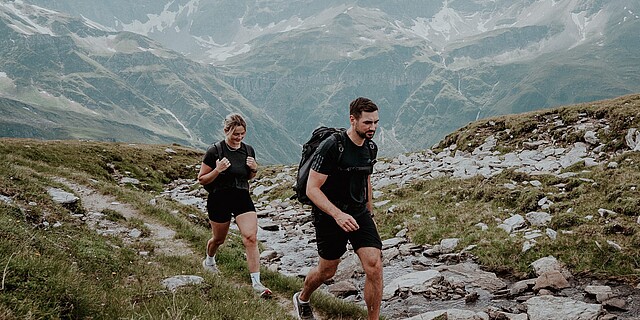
[299,257,340,301]
[355,247,383,320]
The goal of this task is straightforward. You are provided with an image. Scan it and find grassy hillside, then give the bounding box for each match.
[0,140,365,319]
[1,93,639,318]
[389,94,640,280]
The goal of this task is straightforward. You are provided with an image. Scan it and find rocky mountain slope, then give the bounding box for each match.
[0,2,299,164]
[18,0,640,157]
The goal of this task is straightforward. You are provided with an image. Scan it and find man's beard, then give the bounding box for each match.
[356,128,375,139]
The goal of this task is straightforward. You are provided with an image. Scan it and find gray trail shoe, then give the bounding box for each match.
[253,283,272,298]
[202,259,219,273]
[293,292,315,320]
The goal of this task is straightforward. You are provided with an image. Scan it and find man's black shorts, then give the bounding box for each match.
[206,188,256,223]
[312,207,382,260]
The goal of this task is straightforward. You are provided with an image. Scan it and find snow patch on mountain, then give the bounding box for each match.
[1,2,54,35]
[72,35,118,54]
[163,108,193,140]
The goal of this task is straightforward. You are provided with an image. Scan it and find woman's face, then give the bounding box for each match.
[226,125,246,145]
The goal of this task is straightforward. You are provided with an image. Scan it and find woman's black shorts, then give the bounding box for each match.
[312,207,382,260]
[206,188,256,223]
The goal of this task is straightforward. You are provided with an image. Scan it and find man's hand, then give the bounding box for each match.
[334,212,359,232]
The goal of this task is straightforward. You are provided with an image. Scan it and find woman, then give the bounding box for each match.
[197,113,271,298]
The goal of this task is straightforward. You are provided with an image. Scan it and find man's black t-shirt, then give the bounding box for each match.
[310,132,376,212]
[202,141,255,192]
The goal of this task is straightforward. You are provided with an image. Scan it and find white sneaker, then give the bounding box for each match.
[293,292,315,319]
[202,259,219,273]
[253,283,272,298]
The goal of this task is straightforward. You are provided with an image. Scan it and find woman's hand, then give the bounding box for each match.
[246,156,258,172]
[216,157,231,172]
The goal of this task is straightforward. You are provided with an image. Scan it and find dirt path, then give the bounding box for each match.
[55,177,193,257]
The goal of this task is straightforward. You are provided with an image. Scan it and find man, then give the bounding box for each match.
[293,97,383,320]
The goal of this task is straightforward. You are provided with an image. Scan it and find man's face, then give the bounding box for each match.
[352,111,379,139]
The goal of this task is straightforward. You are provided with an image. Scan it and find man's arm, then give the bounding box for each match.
[307,169,360,232]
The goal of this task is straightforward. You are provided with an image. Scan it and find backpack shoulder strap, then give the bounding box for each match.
[333,130,346,163]
[243,143,255,158]
[215,140,224,160]
[366,139,377,164]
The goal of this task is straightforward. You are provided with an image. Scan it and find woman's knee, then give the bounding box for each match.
[241,233,258,247]
[210,237,226,247]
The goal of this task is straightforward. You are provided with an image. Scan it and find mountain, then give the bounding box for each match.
[3,0,640,163]
[0,1,299,164]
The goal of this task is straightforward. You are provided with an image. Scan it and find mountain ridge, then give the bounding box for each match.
[2,0,639,163]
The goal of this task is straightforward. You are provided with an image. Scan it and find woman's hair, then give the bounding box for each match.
[349,97,378,119]
[223,113,247,134]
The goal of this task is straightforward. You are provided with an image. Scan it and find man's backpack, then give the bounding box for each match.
[293,126,376,205]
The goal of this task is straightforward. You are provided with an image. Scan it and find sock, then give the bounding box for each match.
[250,272,261,286]
[297,294,309,304]
[205,254,216,266]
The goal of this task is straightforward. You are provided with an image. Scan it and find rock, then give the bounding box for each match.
[602,297,627,311]
[498,214,526,233]
[161,275,204,292]
[598,208,618,218]
[439,238,460,253]
[403,309,489,320]
[525,295,602,320]
[464,291,479,303]
[510,279,535,295]
[584,131,599,145]
[584,285,613,301]
[607,240,622,251]
[436,262,507,292]
[533,270,570,291]
[382,270,441,300]
[120,177,140,185]
[530,256,572,279]
[260,250,278,261]
[259,222,279,231]
[382,237,406,249]
[47,187,79,204]
[327,280,359,298]
[625,128,640,151]
[525,211,552,227]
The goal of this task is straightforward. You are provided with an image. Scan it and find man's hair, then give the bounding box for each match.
[223,113,247,134]
[349,97,378,119]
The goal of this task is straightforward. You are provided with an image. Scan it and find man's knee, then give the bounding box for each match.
[316,261,339,279]
[359,250,382,273]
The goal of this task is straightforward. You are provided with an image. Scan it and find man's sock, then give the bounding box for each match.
[297,294,309,304]
[205,254,216,266]
[250,272,261,286]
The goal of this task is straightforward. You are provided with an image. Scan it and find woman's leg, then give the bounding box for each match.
[207,220,231,258]
[235,211,259,273]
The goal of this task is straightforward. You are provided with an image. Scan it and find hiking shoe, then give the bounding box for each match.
[253,283,272,298]
[293,292,315,320]
[202,259,219,273]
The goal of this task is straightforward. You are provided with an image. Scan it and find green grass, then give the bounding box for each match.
[0,138,371,319]
[371,154,640,281]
